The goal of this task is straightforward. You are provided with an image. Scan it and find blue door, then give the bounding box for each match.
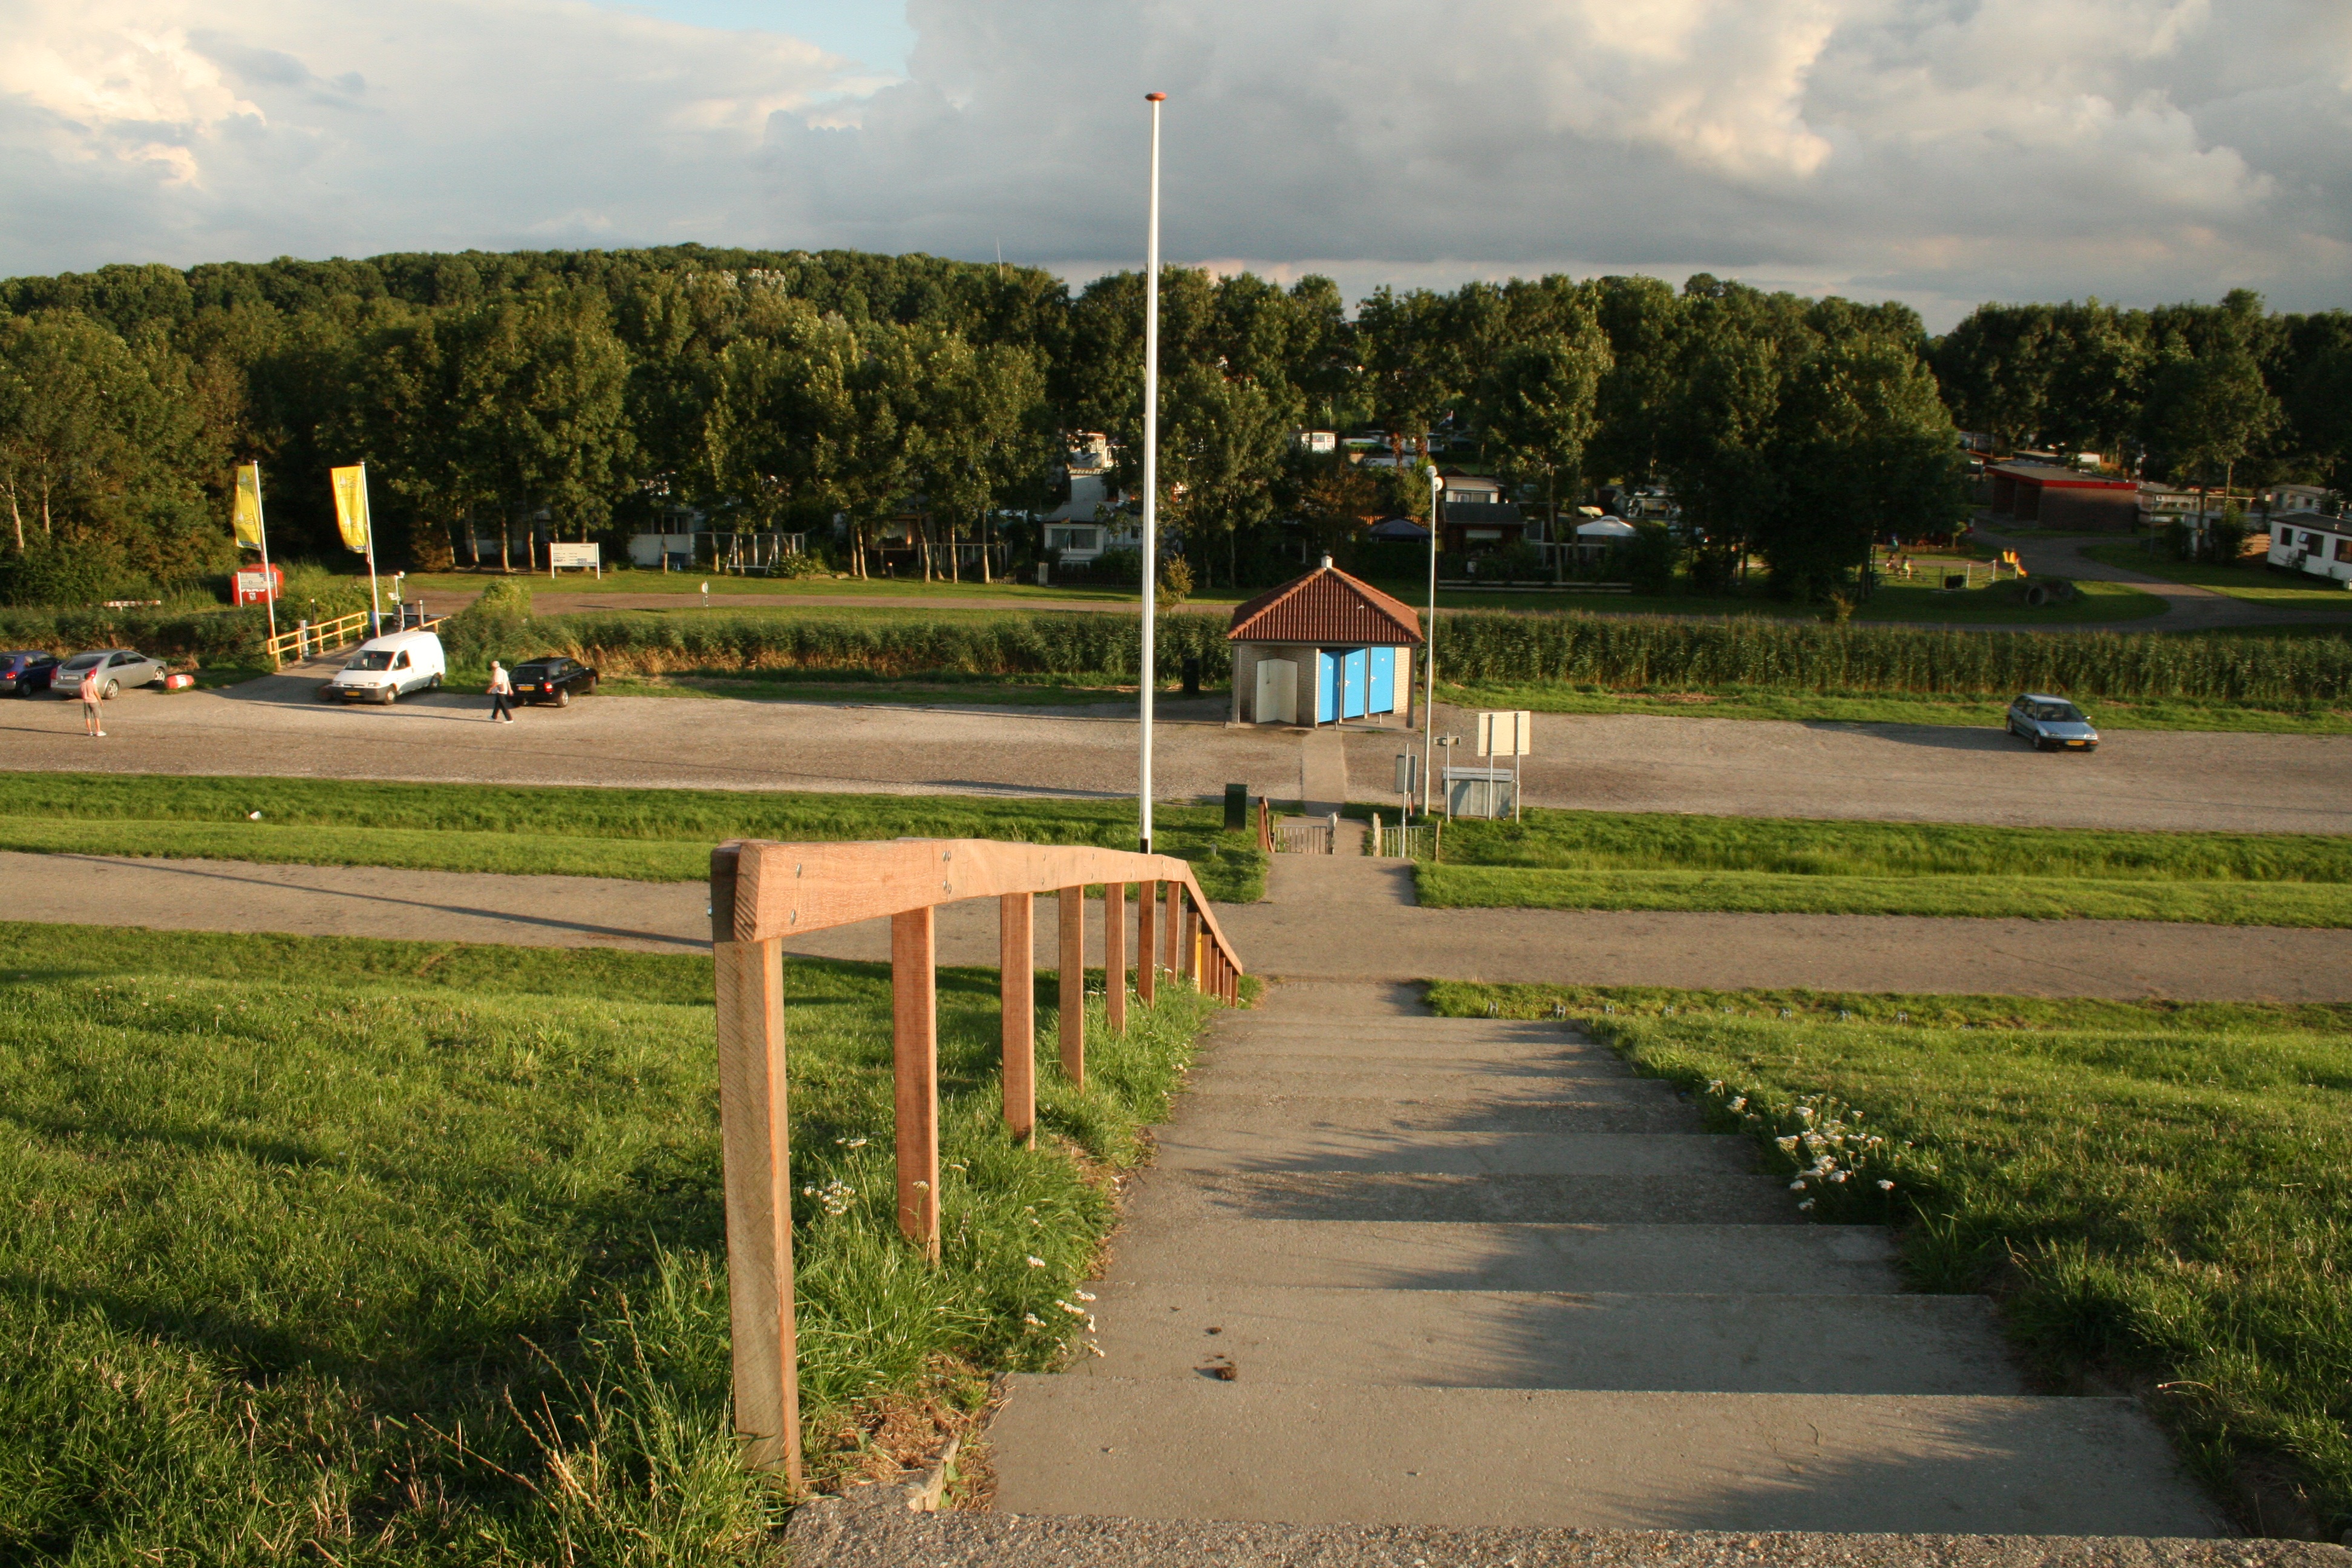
[1366,646,1396,714]
[1341,648,1368,719]
[1314,649,1338,723]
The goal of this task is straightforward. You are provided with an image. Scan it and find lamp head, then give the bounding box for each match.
[1145,92,1166,102]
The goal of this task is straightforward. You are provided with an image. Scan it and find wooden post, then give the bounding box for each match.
[1059,884,1085,1089]
[1104,881,1128,1034]
[891,907,940,1263]
[1164,881,1182,979]
[999,891,1034,1147]
[1136,879,1157,1005]
[711,847,801,1482]
[1183,901,1201,988]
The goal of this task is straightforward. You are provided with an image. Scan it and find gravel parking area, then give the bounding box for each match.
[7,677,2349,834]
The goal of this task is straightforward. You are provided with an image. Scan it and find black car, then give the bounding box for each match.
[511,656,599,707]
[0,651,60,697]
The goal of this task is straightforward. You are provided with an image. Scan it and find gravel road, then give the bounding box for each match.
[11,676,2352,834]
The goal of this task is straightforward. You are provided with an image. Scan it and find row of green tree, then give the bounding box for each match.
[1,244,2343,604]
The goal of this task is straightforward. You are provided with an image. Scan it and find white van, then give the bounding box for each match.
[321,629,446,705]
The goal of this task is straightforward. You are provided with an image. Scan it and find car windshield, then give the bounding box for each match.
[344,651,396,671]
[61,655,102,670]
[2031,701,2086,723]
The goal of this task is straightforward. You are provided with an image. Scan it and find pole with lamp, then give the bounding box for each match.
[1420,461,1440,817]
[1137,90,1165,854]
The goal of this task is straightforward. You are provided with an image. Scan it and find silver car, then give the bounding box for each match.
[2007,693,2099,752]
[54,648,165,700]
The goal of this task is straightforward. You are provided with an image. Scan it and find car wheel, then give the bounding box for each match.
[2034,736,2053,753]
[555,687,571,708]
[102,679,119,701]
[381,685,398,705]
[429,673,442,690]
[585,676,598,696]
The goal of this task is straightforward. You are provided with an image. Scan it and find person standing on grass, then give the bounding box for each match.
[487,659,515,724]
[79,662,104,737]
[701,580,710,610]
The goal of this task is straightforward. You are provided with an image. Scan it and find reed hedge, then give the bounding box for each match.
[538,609,2350,704]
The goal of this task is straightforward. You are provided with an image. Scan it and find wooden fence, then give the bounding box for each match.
[263,610,445,668]
[707,837,1244,1481]
[1367,814,1439,861]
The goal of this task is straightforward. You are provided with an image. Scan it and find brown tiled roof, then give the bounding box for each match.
[1226,564,1423,646]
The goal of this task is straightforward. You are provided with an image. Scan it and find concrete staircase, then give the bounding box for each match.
[984,983,2223,1536]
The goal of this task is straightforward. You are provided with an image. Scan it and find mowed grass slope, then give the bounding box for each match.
[1417,808,2352,926]
[0,924,1218,1566]
[0,772,1268,903]
[1428,981,2352,1538]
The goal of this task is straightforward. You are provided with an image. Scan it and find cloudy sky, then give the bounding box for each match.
[2,0,2345,328]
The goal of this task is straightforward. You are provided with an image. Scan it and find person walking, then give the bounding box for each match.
[79,661,105,737]
[700,580,710,610]
[486,659,515,724]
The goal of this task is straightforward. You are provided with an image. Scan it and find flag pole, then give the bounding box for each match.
[252,462,277,644]
[362,460,381,635]
[1422,464,1439,816]
[1138,90,1165,854]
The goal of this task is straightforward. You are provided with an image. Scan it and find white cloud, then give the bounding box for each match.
[0,0,2344,327]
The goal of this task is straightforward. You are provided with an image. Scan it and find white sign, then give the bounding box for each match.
[1475,710,1532,757]
[548,541,601,576]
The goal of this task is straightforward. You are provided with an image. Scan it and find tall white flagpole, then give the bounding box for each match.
[251,462,278,644]
[361,460,381,635]
[1138,91,1165,854]
[1422,463,1439,817]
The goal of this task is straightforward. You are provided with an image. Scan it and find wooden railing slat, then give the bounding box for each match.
[890,906,940,1263]
[999,892,1034,1146]
[1058,885,1085,1089]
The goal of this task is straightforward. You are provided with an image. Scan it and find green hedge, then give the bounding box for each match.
[1435,613,2352,702]
[546,610,1236,682]
[0,605,264,661]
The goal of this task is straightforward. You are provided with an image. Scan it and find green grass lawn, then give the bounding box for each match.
[1364,576,2166,625]
[2080,543,2352,610]
[1417,807,2352,925]
[0,773,1268,904]
[0,923,1221,1564]
[407,569,1247,609]
[1423,981,2352,1537]
[1436,680,2352,734]
[599,671,1155,708]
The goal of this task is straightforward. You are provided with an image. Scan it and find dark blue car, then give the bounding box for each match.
[0,651,59,697]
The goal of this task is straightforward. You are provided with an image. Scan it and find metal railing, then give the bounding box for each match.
[1272,817,1338,854]
[707,837,1244,1482]
[1367,813,1440,860]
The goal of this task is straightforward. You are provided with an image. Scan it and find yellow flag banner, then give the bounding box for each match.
[329,464,371,554]
[232,463,265,549]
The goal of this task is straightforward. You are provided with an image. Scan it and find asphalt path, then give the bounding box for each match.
[1995,528,2352,633]
[12,675,2352,834]
[17,851,2349,1002]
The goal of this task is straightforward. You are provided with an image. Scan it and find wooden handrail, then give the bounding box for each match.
[712,837,1243,976]
[706,835,1243,1484]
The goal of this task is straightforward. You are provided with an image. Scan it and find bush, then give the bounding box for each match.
[1093,546,1145,586]
[439,579,539,661]
[0,541,134,607]
[1158,554,1194,606]
[2209,509,2249,566]
[1625,524,1679,596]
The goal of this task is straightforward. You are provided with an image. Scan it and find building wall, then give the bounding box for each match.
[2037,485,2140,531]
[1230,639,1416,727]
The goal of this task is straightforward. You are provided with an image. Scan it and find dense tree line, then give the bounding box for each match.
[0,244,2342,604]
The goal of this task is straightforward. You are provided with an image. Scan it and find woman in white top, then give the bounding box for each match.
[487,660,515,724]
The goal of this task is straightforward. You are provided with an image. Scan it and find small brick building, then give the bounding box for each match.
[1988,463,2141,531]
[1227,558,1423,727]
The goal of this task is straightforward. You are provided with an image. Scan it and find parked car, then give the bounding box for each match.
[2007,693,2100,752]
[0,650,60,697]
[52,648,165,700]
[510,656,598,707]
[321,630,447,705]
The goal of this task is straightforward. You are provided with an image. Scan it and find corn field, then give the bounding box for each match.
[1434,613,2352,702]
[546,611,1236,682]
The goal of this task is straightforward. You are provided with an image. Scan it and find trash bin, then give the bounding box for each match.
[1181,655,1202,697]
[1224,783,1248,831]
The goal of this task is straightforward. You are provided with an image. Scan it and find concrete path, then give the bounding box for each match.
[1298,730,1350,817]
[19,850,2352,1001]
[982,982,2223,1535]
[16,675,2352,834]
[1,846,2336,1002]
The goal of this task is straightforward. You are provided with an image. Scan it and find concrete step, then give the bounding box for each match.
[1154,1127,1762,1177]
[1079,1284,2022,1394]
[1155,1170,1805,1226]
[1168,1089,1707,1135]
[987,1379,2225,1535]
[1105,1218,1903,1294]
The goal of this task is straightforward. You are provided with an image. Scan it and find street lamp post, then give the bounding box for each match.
[1138,91,1165,854]
[1421,463,1439,816]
